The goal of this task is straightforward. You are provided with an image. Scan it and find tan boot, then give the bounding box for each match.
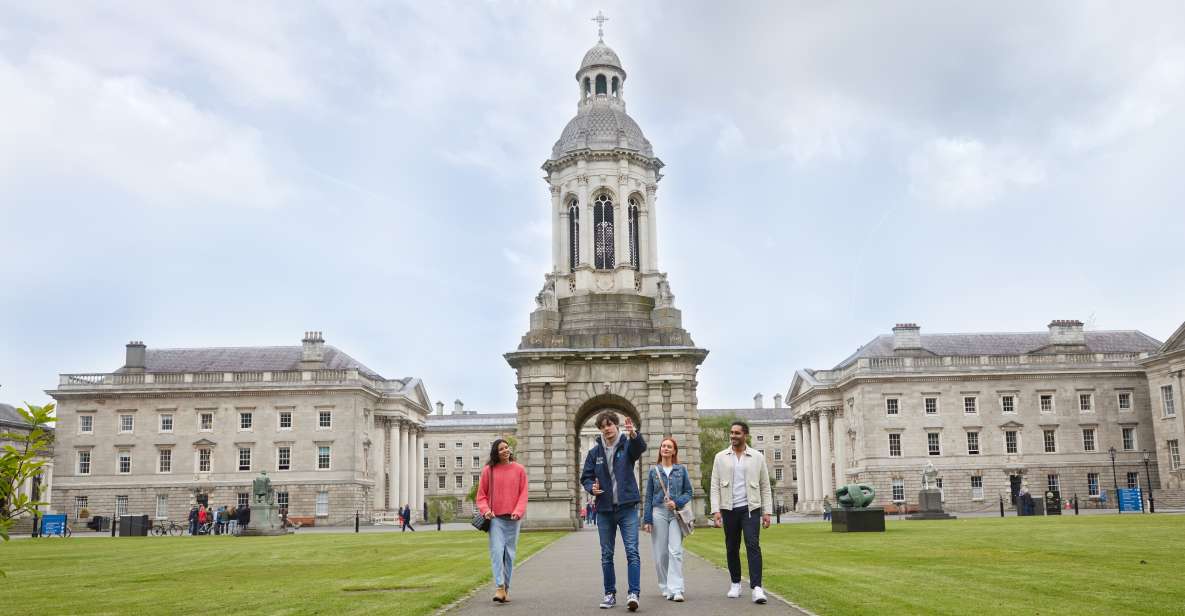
[494,586,507,603]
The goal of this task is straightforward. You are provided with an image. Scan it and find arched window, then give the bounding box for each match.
[628,197,640,269]
[584,77,591,99]
[568,199,580,272]
[593,193,615,269]
[595,74,607,95]
[611,76,619,97]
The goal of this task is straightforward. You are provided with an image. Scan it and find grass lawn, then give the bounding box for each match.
[3,530,565,615]
[685,515,1185,616]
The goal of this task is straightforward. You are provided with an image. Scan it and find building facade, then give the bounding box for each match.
[1141,321,1185,500]
[47,333,431,525]
[701,396,798,512]
[421,403,516,518]
[789,320,1164,513]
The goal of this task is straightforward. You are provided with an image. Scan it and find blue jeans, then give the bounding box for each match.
[597,507,641,596]
[489,516,521,589]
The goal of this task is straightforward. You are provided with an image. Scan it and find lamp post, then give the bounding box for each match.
[1142,449,1155,514]
[1109,446,1120,514]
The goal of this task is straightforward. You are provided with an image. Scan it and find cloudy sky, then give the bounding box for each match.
[2,1,1183,411]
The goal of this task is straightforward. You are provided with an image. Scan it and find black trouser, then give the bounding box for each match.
[721,506,762,588]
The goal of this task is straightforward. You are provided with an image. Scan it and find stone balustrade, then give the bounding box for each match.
[58,369,387,390]
[808,351,1150,384]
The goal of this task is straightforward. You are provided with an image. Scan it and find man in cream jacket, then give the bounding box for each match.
[710,420,773,604]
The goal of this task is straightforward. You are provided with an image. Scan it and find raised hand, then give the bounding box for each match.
[623,416,635,437]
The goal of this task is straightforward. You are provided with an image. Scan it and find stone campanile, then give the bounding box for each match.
[505,29,709,530]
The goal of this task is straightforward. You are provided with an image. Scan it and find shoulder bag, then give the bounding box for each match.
[471,465,493,532]
[657,465,695,536]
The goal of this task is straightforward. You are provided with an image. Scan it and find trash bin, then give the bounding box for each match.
[119,514,150,536]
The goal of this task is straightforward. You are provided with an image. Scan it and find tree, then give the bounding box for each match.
[697,413,737,515]
[1,402,56,542]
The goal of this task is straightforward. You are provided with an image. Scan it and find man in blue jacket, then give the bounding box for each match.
[581,411,647,611]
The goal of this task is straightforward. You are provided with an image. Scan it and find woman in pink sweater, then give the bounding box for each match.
[476,438,529,603]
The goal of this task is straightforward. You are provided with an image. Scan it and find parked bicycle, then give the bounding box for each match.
[151,519,184,536]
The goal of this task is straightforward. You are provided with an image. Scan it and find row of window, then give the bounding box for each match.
[76,490,329,519]
[884,391,1138,417]
[887,471,1150,502]
[76,445,335,475]
[76,409,334,435]
[887,427,1142,457]
[566,194,643,272]
[752,434,789,443]
[427,441,490,450]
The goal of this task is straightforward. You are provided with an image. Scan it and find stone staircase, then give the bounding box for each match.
[1152,489,1185,510]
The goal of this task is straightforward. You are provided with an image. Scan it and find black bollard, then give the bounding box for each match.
[1074,495,1080,515]
[111,512,117,537]
[437,515,442,531]
[355,511,360,533]
[999,496,1005,518]
[31,512,39,538]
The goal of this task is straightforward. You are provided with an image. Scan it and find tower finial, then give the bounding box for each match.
[592,10,609,42]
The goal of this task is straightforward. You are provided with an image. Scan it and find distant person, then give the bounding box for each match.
[711,420,772,604]
[227,506,238,535]
[401,504,415,532]
[476,438,529,604]
[822,497,832,521]
[187,505,199,536]
[643,437,693,602]
[437,514,442,531]
[581,411,647,611]
[238,504,251,532]
[197,505,210,534]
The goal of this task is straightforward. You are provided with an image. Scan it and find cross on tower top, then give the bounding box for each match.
[592,11,609,42]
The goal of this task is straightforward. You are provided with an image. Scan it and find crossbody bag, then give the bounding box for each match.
[471,465,495,532]
[656,466,695,536]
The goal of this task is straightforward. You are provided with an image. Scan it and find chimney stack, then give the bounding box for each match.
[774,393,783,408]
[454,399,464,414]
[754,393,764,409]
[301,331,325,367]
[125,341,146,372]
[1048,320,1086,346]
[892,323,922,351]
[435,401,444,415]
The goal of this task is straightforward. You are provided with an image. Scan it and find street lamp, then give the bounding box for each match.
[1109,446,1120,514]
[1143,449,1155,514]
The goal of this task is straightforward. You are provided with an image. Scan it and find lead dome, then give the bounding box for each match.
[550,41,655,161]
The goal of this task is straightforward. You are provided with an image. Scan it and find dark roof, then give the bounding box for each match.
[0,403,53,431]
[699,408,792,423]
[426,413,518,428]
[835,330,1162,369]
[116,346,384,379]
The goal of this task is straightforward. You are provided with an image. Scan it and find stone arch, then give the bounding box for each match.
[571,391,649,524]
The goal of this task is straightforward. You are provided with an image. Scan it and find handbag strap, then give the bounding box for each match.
[656,465,672,501]
[488,464,496,513]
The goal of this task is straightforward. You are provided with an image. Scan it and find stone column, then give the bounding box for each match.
[795,421,806,511]
[645,184,658,272]
[399,422,411,509]
[614,170,629,267]
[820,411,834,503]
[579,176,592,267]
[559,207,571,273]
[811,413,823,506]
[416,427,425,519]
[389,420,401,513]
[373,416,386,511]
[550,185,562,273]
[801,418,814,507]
[833,412,847,489]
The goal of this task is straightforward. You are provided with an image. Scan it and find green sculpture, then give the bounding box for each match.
[835,483,875,508]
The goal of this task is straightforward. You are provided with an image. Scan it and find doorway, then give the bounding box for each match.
[1009,475,1022,505]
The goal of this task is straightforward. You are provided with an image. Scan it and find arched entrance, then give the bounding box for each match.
[572,395,644,527]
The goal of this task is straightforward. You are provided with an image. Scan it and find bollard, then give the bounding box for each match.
[111,513,117,537]
[999,496,1005,518]
[31,512,39,538]
[355,511,360,533]
[1074,495,1079,515]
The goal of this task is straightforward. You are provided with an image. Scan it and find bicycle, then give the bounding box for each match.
[152,519,184,536]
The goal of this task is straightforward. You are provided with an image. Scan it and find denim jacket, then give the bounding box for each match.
[581,432,647,512]
[642,463,693,525]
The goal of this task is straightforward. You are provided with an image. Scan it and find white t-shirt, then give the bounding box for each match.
[731,449,748,508]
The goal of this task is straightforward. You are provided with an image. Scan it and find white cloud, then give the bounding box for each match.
[0,54,294,209]
[908,137,1044,210]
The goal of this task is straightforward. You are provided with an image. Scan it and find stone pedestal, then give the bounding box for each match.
[831,507,886,532]
[241,503,287,536]
[906,489,956,520]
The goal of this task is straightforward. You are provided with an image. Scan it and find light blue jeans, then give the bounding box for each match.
[650,507,685,595]
[489,516,522,590]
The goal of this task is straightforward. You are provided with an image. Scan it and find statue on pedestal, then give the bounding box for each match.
[242,470,286,535]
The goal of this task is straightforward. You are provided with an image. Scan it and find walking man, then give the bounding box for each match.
[401,504,416,532]
[581,411,647,611]
[710,420,773,604]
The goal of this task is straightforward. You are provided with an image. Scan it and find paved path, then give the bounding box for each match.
[447,528,810,615]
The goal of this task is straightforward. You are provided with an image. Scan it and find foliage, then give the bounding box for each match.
[427,496,460,522]
[1,402,56,542]
[2,529,566,614]
[697,413,736,514]
[686,515,1185,615]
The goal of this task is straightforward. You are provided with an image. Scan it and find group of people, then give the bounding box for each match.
[473,411,773,611]
[187,503,250,535]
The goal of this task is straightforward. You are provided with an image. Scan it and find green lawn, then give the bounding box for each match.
[3,530,566,615]
[685,515,1185,616]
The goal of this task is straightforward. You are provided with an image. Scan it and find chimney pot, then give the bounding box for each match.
[454,399,464,413]
[125,340,147,372]
[301,330,325,364]
[754,393,764,409]
[435,401,445,415]
[1048,319,1086,345]
[892,323,922,350]
[774,393,783,408]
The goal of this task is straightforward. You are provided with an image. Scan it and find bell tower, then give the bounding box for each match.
[506,21,709,530]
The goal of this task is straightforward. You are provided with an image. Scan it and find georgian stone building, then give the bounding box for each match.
[505,35,708,529]
[701,396,798,512]
[421,402,516,517]
[789,320,1164,512]
[1142,321,1185,498]
[47,333,431,525]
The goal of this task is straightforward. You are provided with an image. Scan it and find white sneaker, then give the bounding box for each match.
[672,592,685,602]
[727,583,742,598]
[626,593,639,612]
[752,586,767,604]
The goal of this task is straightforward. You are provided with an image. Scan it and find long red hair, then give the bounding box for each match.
[655,437,679,464]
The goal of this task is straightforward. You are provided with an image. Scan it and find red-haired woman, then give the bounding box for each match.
[642,437,693,602]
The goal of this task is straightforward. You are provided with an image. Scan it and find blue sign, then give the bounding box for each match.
[1118,488,1143,512]
[41,514,67,536]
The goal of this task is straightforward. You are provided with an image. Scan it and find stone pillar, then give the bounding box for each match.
[820,411,834,503]
[550,185,562,273]
[579,176,592,267]
[399,422,411,509]
[794,421,806,511]
[389,420,401,513]
[373,417,386,511]
[415,427,425,519]
[811,413,823,507]
[614,168,629,267]
[833,412,847,488]
[559,207,571,273]
[645,184,658,272]
[801,418,814,507]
